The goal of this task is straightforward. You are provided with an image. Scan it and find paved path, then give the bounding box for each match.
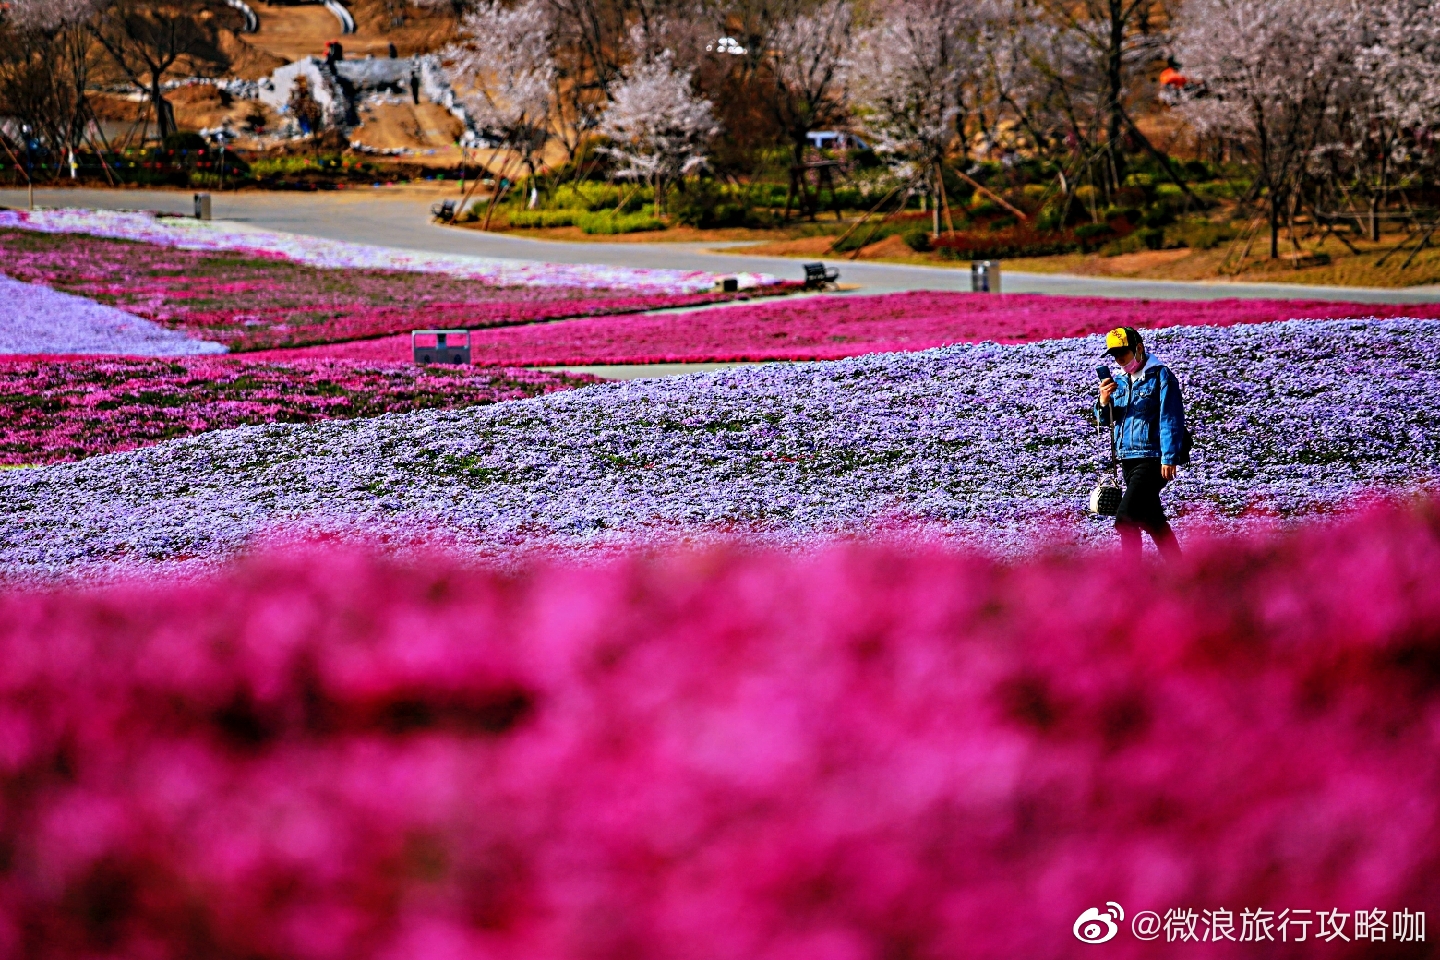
[540,361,780,380]
[7,186,1440,304]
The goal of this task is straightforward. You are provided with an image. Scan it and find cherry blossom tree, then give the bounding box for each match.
[3,0,103,31]
[448,0,556,157]
[765,0,853,218]
[1325,0,1440,241]
[1173,0,1353,258]
[428,0,733,175]
[448,0,556,222]
[850,0,981,231]
[599,51,718,217]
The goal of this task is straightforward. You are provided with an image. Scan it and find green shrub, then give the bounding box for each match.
[1074,222,1114,241]
[903,228,932,252]
[508,210,580,228]
[672,181,757,228]
[577,211,664,234]
[968,192,1000,215]
[1140,206,1174,228]
[1102,233,1147,257]
[830,212,929,253]
[1175,222,1237,250]
[548,183,650,213]
[762,183,793,206]
[1196,181,1249,201]
[830,186,864,210]
[1155,183,1184,203]
[163,131,207,152]
[248,155,345,177]
[1138,227,1166,250]
[1036,205,1065,232]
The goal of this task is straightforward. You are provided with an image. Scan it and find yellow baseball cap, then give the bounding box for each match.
[1105,327,1142,354]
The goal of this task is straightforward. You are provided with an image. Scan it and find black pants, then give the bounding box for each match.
[1117,458,1181,561]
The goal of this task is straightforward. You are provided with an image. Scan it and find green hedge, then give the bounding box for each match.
[506,208,664,233]
[507,210,581,228]
[578,211,665,234]
[548,183,650,213]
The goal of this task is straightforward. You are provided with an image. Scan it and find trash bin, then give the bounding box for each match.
[194,192,211,221]
[412,329,472,365]
[971,259,1000,293]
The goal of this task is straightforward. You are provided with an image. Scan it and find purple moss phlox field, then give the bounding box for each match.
[0,228,755,352]
[3,502,1438,959]
[277,289,1440,365]
[0,356,588,465]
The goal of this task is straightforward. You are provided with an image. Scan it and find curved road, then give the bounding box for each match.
[7,186,1440,304]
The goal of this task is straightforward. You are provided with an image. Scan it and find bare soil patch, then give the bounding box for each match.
[350,103,463,153]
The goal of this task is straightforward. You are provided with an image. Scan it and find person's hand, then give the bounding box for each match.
[1161,464,1177,480]
[1098,379,1116,405]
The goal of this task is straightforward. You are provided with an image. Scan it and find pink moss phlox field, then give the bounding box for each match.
[3,502,1438,959]
[0,228,760,351]
[0,207,754,292]
[0,356,589,465]
[280,290,1440,365]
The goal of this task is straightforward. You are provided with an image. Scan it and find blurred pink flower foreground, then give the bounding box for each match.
[3,502,1439,959]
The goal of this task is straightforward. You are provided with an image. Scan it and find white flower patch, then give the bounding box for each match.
[1,317,1436,579]
[0,273,226,356]
[0,208,771,293]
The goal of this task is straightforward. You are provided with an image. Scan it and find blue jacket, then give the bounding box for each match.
[1095,355,1188,465]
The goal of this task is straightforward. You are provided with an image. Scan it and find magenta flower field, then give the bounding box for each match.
[0,228,761,352]
[0,356,588,466]
[2,501,1437,960]
[2,207,1437,957]
[277,290,1440,365]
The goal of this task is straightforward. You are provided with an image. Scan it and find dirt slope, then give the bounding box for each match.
[243,0,456,64]
[350,102,462,152]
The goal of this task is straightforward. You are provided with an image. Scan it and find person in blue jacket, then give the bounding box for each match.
[1096,326,1186,561]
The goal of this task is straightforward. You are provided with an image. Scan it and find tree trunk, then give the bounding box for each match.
[794,140,813,221]
[1373,152,1388,243]
[1105,0,1126,191]
[150,77,175,142]
[1270,192,1281,260]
